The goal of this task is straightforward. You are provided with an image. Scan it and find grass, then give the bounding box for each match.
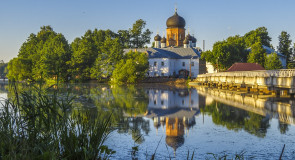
[0,84,114,160]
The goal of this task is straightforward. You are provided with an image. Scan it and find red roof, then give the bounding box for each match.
[227,63,265,72]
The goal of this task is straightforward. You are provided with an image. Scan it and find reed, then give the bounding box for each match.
[0,85,115,160]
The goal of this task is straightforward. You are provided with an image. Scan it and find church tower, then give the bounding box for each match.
[166,8,186,47]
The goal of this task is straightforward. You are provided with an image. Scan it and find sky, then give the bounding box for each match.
[1,0,295,62]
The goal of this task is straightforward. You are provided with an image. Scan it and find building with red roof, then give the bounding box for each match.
[227,63,265,72]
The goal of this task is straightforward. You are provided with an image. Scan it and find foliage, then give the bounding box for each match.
[7,58,32,81]
[111,51,149,84]
[201,101,270,138]
[7,26,71,82]
[201,36,248,70]
[0,62,8,78]
[265,53,283,70]
[244,27,272,47]
[247,41,267,67]
[129,19,152,48]
[90,37,123,80]
[278,31,292,63]
[69,29,117,81]
[0,85,115,159]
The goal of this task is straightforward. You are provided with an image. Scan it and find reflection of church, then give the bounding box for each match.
[145,88,205,154]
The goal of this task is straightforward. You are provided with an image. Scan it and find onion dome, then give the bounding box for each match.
[161,37,166,43]
[192,36,197,43]
[183,38,189,44]
[154,34,161,41]
[166,136,184,151]
[186,34,192,41]
[166,10,186,28]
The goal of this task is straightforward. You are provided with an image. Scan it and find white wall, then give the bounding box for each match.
[147,89,200,109]
[148,58,199,78]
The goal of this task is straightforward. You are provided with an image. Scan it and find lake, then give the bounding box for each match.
[0,83,294,159]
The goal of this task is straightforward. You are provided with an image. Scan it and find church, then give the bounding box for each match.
[124,9,205,78]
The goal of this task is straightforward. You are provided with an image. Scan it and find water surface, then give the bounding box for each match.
[0,83,294,159]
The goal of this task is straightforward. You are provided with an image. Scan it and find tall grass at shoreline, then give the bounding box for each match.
[0,84,115,159]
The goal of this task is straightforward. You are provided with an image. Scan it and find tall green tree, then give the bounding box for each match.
[8,26,71,82]
[90,37,123,80]
[247,41,267,67]
[277,31,292,64]
[129,19,152,48]
[117,30,131,48]
[244,27,272,47]
[264,53,283,70]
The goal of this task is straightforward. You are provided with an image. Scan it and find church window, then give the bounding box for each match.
[191,62,194,66]
[173,34,176,40]
[161,100,164,105]
[182,100,184,105]
[179,34,182,40]
[161,61,164,66]
[154,100,156,105]
[182,62,185,66]
[154,62,157,66]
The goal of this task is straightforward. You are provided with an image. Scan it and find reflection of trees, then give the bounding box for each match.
[5,83,150,143]
[278,121,289,134]
[117,117,150,144]
[201,101,270,138]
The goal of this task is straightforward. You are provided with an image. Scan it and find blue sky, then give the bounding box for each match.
[1,0,295,62]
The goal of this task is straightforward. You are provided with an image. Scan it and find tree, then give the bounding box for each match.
[247,41,267,67]
[90,37,123,80]
[117,30,131,48]
[39,33,71,82]
[244,27,272,47]
[111,51,148,84]
[278,31,292,64]
[264,53,283,70]
[201,36,248,70]
[8,25,71,82]
[129,19,152,48]
[69,29,118,81]
[7,58,32,81]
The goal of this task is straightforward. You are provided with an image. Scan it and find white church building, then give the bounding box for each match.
[124,9,205,78]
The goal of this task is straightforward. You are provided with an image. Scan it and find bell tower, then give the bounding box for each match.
[166,8,186,47]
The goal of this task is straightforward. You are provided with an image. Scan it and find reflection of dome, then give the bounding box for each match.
[154,34,161,41]
[166,11,186,28]
[161,37,166,43]
[166,136,184,151]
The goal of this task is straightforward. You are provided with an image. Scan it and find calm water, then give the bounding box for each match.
[0,83,295,159]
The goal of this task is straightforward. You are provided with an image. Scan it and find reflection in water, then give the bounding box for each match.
[1,84,295,158]
[145,87,203,154]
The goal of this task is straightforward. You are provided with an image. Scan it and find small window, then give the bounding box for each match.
[154,100,156,105]
[161,62,164,66]
[182,62,185,66]
[161,100,164,105]
[182,100,184,105]
[191,62,194,66]
[154,62,157,66]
